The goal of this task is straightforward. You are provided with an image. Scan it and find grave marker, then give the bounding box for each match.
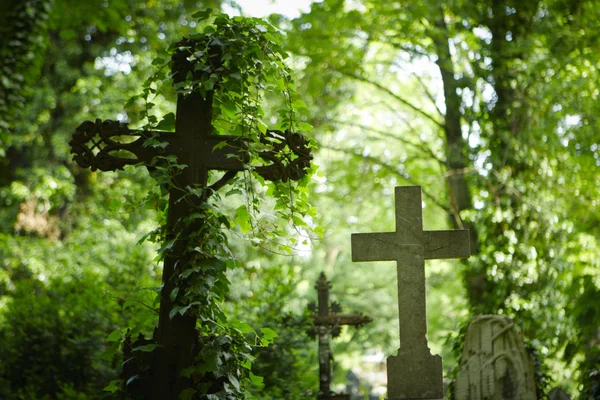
[351,186,470,399]
[309,272,372,400]
[69,43,312,399]
[455,315,537,400]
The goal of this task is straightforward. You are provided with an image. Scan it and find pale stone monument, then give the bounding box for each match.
[548,387,570,400]
[351,186,470,399]
[454,315,537,400]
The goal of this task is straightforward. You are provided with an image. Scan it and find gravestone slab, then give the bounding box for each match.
[455,315,536,400]
[548,387,570,400]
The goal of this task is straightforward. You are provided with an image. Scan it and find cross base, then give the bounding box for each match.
[387,348,443,399]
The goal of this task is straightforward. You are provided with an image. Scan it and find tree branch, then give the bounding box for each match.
[410,71,445,117]
[320,143,450,214]
[338,69,445,129]
[326,118,446,167]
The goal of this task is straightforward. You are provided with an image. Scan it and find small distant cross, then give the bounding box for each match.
[351,186,470,399]
[309,272,372,400]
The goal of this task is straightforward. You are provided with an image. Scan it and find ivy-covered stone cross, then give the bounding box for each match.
[351,186,470,399]
[69,40,312,399]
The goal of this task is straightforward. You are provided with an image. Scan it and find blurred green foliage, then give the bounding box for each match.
[1,0,599,399]
[279,0,600,397]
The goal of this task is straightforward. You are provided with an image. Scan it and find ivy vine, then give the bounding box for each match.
[109,10,317,399]
[0,0,51,134]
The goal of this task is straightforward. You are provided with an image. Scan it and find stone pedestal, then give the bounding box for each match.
[387,347,444,400]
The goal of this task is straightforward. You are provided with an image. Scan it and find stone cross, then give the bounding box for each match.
[309,272,372,400]
[69,43,312,400]
[351,186,470,399]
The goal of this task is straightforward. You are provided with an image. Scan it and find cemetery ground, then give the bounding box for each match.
[1,1,600,399]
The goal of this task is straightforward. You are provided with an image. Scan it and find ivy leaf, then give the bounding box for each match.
[296,121,313,132]
[231,319,254,334]
[106,328,121,342]
[259,327,278,346]
[155,112,176,131]
[292,215,306,227]
[197,352,219,373]
[235,205,251,233]
[151,57,165,66]
[204,74,218,90]
[103,380,120,393]
[314,225,325,238]
[169,306,182,320]
[109,198,122,211]
[213,141,228,151]
[249,371,264,388]
[180,388,197,400]
[228,374,241,392]
[158,238,176,254]
[170,287,179,301]
[192,8,213,21]
[132,344,159,352]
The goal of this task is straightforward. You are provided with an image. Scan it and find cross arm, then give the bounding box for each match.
[351,232,400,262]
[313,314,373,326]
[424,230,470,259]
[69,119,162,172]
[69,119,250,173]
[70,119,313,182]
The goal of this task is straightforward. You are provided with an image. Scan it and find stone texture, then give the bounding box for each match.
[548,387,570,400]
[455,315,537,400]
[351,186,470,399]
[387,348,443,399]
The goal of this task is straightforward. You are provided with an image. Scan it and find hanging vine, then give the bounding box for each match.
[108,10,317,399]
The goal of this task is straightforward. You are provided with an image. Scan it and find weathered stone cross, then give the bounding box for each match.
[69,44,312,399]
[309,272,372,400]
[351,186,470,399]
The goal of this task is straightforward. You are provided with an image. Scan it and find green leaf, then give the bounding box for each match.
[155,112,176,131]
[249,371,264,388]
[213,141,228,151]
[132,344,159,352]
[158,238,176,254]
[259,327,278,346]
[192,8,213,21]
[180,388,197,400]
[106,328,121,342]
[103,380,120,393]
[231,319,254,334]
[228,374,240,391]
[109,198,122,210]
[169,306,182,320]
[151,57,165,66]
[235,205,252,233]
[204,74,218,90]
